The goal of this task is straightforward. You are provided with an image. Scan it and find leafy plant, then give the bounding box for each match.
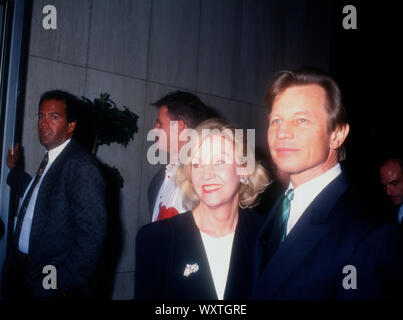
[80,93,139,154]
[75,93,140,189]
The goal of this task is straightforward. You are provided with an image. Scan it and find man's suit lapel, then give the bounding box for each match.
[259,211,328,297]
[28,141,75,255]
[253,198,282,285]
[257,172,350,298]
[148,167,165,218]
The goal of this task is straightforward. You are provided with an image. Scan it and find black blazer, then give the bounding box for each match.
[3,139,107,298]
[135,209,264,300]
[147,167,165,219]
[252,171,403,299]
[0,218,4,241]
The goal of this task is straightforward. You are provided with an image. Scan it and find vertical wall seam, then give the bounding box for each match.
[194,0,202,93]
[83,0,93,95]
[136,0,155,231]
[231,0,244,100]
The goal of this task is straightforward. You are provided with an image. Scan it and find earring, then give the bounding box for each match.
[240,177,249,185]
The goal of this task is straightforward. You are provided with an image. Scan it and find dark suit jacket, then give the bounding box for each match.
[0,218,4,240]
[147,167,165,219]
[135,209,264,300]
[252,171,403,299]
[3,139,107,298]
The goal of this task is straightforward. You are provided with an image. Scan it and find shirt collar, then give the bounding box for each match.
[47,138,71,164]
[398,204,403,223]
[165,163,180,174]
[286,163,342,208]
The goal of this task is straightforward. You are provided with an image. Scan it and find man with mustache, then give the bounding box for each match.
[2,90,107,299]
[252,67,402,299]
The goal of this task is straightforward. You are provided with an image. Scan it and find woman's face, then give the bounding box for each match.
[191,134,241,209]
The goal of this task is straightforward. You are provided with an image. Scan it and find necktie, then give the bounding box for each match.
[14,153,49,246]
[279,189,294,243]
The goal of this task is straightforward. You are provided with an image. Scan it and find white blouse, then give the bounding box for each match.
[200,231,235,300]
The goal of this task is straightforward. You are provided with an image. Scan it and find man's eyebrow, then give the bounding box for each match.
[384,179,400,186]
[293,111,312,116]
[38,112,62,116]
[268,113,277,119]
[269,111,311,118]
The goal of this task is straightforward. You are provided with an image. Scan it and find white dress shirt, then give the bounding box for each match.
[151,164,187,222]
[397,204,403,224]
[285,163,342,236]
[17,138,71,254]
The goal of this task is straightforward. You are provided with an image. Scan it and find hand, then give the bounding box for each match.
[6,143,20,169]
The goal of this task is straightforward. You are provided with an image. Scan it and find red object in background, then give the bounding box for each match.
[157,205,179,220]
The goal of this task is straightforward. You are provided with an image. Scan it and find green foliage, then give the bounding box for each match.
[81,93,139,152]
[77,93,139,189]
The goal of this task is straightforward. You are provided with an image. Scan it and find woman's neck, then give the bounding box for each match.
[193,197,239,237]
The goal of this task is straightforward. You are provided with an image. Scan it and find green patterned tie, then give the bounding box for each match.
[280,189,294,242]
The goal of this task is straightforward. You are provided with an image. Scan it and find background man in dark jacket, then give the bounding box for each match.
[148,91,211,222]
[379,157,403,226]
[2,90,107,299]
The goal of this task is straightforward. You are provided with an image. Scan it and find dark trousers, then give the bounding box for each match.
[2,249,30,299]
[2,249,99,300]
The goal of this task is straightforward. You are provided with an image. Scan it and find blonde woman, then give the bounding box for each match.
[135,118,269,300]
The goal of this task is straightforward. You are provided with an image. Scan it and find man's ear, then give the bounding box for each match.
[330,123,349,150]
[178,119,187,133]
[68,121,77,135]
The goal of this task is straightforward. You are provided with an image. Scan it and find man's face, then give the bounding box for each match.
[380,160,403,206]
[153,105,172,153]
[267,84,339,186]
[38,99,76,150]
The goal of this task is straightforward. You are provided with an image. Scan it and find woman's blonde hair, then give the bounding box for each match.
[175,118,270,210]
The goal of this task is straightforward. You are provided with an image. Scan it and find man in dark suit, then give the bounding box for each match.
[2,90,107,299]
[251,68,402,299]
[148,91,211,222]
[379,157,403,225]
